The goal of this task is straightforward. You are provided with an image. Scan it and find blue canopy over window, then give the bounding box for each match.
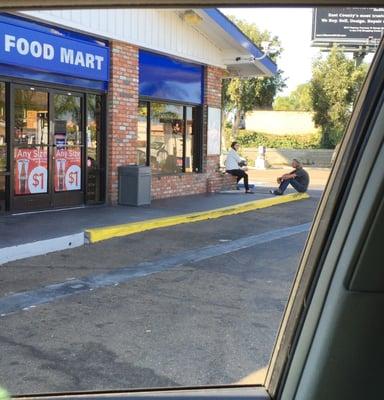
[139,50,204,104]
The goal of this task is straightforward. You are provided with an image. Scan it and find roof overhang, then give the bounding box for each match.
[193,8,277,77]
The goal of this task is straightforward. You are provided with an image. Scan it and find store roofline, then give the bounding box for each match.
[202,8,278,75]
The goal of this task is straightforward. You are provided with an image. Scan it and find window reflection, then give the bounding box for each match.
[86,94,103,203]
[150,103,184,174]
[14,90,48,146]
[0,82,5,210]
[86,95,100,168]
[137,101,148,165]
[13,89,49,196]
[185,107,194,173]
[53,94,82,193]
[54,94,82,146]
[0,83,6,173]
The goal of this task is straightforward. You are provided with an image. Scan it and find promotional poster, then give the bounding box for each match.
[14,147,48,195]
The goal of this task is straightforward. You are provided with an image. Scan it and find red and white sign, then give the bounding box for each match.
[54,147,81,192]
[14,147,48,195]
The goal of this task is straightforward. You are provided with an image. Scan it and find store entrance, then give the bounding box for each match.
[11,86,84,211]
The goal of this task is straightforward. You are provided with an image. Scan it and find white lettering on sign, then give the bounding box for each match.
[4,34,54,60]
[4,34,15,51]
[94,55,104,70]
[43,43,54,60]
[74,50,85,67]
[16,37,29,55]
[60,47,104,70]
[60,47,73,64]
[86,53,95,69]
[3,34,104,72]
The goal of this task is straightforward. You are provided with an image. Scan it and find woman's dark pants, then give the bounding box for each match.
[226,169,249,191]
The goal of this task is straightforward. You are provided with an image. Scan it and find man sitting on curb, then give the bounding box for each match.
[270,159,309,195]
[225,141,254,194]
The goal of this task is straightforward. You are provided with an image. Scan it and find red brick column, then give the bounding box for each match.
[107,41,139,204]
[204,66,236,192]
[205,65,225,108]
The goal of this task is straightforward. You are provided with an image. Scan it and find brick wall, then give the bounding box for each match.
[107,41,139,203]
[107,47,234,202]
[151,174,208,199]
[204,67,236,192]
[205,65,225,108]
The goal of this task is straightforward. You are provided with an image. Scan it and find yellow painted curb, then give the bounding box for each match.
[85,192,310,243]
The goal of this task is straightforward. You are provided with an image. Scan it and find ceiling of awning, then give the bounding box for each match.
[188,9,277,77]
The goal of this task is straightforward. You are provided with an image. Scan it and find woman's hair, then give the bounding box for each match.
[231,141,238,149]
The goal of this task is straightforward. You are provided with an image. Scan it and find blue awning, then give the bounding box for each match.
[139,50,204,104]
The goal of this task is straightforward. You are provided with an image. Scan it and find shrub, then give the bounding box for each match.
[234,129,322,149]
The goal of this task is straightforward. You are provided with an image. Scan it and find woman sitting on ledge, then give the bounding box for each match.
[225,141,254,194]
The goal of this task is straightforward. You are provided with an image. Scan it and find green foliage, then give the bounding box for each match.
[234,129,321,149]
[222,16,287,135]
[310,46,368,148]
[274,83,312,111]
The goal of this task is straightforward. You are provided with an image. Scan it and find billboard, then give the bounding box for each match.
[312,8,384,47]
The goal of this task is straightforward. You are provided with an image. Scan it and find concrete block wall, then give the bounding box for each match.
[242,148,334,167]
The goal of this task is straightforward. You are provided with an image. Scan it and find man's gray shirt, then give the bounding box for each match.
[294,167,309,191]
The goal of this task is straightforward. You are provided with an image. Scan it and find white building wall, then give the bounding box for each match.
[21,9,225,68]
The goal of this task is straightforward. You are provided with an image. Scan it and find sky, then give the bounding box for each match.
[221,8,320,96]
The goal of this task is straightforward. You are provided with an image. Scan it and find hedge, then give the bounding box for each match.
[235,130,322,149]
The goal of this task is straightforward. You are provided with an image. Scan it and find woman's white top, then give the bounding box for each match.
[225,148,245,170]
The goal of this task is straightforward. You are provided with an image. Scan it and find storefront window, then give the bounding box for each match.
[150,103,184,174]
[86,94,104,203]
[185,107,194,173]
[53,94,82,193]
[141,101,200,174]
[14,89,49,196]
[0,82,6,211]
[137,101,148,165]
[54,94,82,146]
[14,90,48,146]
[0,83,6,173]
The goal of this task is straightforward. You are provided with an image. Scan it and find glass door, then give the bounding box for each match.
[51,92,84,207]
[11,87,85,211]
[12,87,50,210]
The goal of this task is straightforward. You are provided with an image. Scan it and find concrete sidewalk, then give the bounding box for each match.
[0,186,312,265]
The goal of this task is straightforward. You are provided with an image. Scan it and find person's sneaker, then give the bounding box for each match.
[270,189,283,195]
[269,189,275,194]
[245,190,254,194]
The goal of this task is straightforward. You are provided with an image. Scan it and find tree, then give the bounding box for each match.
[310,46,368,148]
[222,16,286,138]
[274,83,312,111]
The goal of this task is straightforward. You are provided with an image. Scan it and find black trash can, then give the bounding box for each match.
[118,165,151,206]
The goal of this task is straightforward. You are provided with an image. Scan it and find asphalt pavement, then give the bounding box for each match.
[0,193,321,395]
